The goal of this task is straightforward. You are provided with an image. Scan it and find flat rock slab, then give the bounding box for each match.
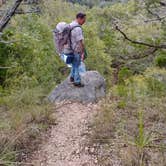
[48,71,106,103]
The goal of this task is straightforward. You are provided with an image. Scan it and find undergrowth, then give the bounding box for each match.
[91,67,166,166]
[0,87,56,165]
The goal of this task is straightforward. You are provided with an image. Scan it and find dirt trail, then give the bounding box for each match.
[29,102,100,166]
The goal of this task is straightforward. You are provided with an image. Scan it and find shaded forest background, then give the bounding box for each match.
[0,0,166,165]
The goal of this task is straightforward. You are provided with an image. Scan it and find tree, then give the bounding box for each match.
[0,0,42,32]
[0,0,23,32]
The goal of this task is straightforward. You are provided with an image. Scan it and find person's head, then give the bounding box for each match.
[76,12,86,25]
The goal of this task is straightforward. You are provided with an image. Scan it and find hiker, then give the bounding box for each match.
[67,13,86,87]
[53,12,86,87]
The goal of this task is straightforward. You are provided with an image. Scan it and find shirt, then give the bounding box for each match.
[69,20,84,54]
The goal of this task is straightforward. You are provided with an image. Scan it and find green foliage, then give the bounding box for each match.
[0,30,14,85]
[117,100,126,109]
[1,0,166,164]
[134,111,153,149]
[2,15,66,90]
[116,84,128,97]
[67,0,129,8]
[146,77,166,96]
[0,87,55,164]
[155,54,166,68]
[118,67,133,84]
[145,67,166,96]
[132,111,154,166]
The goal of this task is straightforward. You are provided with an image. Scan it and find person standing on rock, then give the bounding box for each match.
[54,12,86,87]
[69,12,86,87]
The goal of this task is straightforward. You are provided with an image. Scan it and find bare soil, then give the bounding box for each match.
[27,102,100,166]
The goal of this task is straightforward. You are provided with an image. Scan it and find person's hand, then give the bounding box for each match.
[81,53,84,62]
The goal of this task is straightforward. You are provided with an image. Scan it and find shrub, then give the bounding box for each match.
[118,67,133,84]
[155,54,166,68]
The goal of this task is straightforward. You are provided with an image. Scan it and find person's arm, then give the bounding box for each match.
[74,27,85,60]
[80,40,85,61]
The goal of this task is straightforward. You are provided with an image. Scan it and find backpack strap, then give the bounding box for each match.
[70,25,82,31]
[69,25,82,51]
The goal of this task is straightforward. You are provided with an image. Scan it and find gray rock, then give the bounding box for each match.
[48,71,106,103]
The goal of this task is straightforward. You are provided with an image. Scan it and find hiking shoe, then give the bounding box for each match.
[73,82,84,87]
[70,77,74,83]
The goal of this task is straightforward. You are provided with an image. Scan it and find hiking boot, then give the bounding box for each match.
[73,82,84,87]
[70,77,74,83]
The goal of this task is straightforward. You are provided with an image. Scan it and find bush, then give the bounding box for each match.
[146,77,166,96]
[118,67,133,84]
[144,67,166,96]
[155,54,166,68]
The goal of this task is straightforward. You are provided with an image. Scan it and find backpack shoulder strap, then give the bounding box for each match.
[69,25,82,50]
[70,25,82,31]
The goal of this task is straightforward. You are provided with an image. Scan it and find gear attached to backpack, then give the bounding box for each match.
[53,22,81,55]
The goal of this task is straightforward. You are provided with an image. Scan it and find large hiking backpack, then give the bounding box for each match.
[53,22,81,55]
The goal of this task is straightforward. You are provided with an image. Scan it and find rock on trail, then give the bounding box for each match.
[48,71,106,103]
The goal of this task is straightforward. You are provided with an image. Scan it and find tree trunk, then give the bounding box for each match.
[0,0,23,32]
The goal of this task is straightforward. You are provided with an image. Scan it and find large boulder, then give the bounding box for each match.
[48,71,106,103]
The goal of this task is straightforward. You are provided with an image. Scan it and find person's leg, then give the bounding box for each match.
[73,54,81,84]
[69,62,75,82]
[70,54,75,82]
[70,63,75,78]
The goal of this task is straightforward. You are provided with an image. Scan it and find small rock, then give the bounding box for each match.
[94,158,98,164]
[90,147,95,154]
[85,147,89,152]
[76,149,80,154]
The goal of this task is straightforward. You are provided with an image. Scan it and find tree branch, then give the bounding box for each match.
[159,1,166,7]
[0,0,23,32]
[115,25,166,49]
[15,8,41,14]
[144,15,166,22]
[146,7,161,20]
[144,0,166,22]
[111,47,158,69]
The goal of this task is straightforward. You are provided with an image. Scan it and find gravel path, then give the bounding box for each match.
[28,102,99,166]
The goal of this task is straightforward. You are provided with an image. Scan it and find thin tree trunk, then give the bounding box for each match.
[0,0,23,32]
